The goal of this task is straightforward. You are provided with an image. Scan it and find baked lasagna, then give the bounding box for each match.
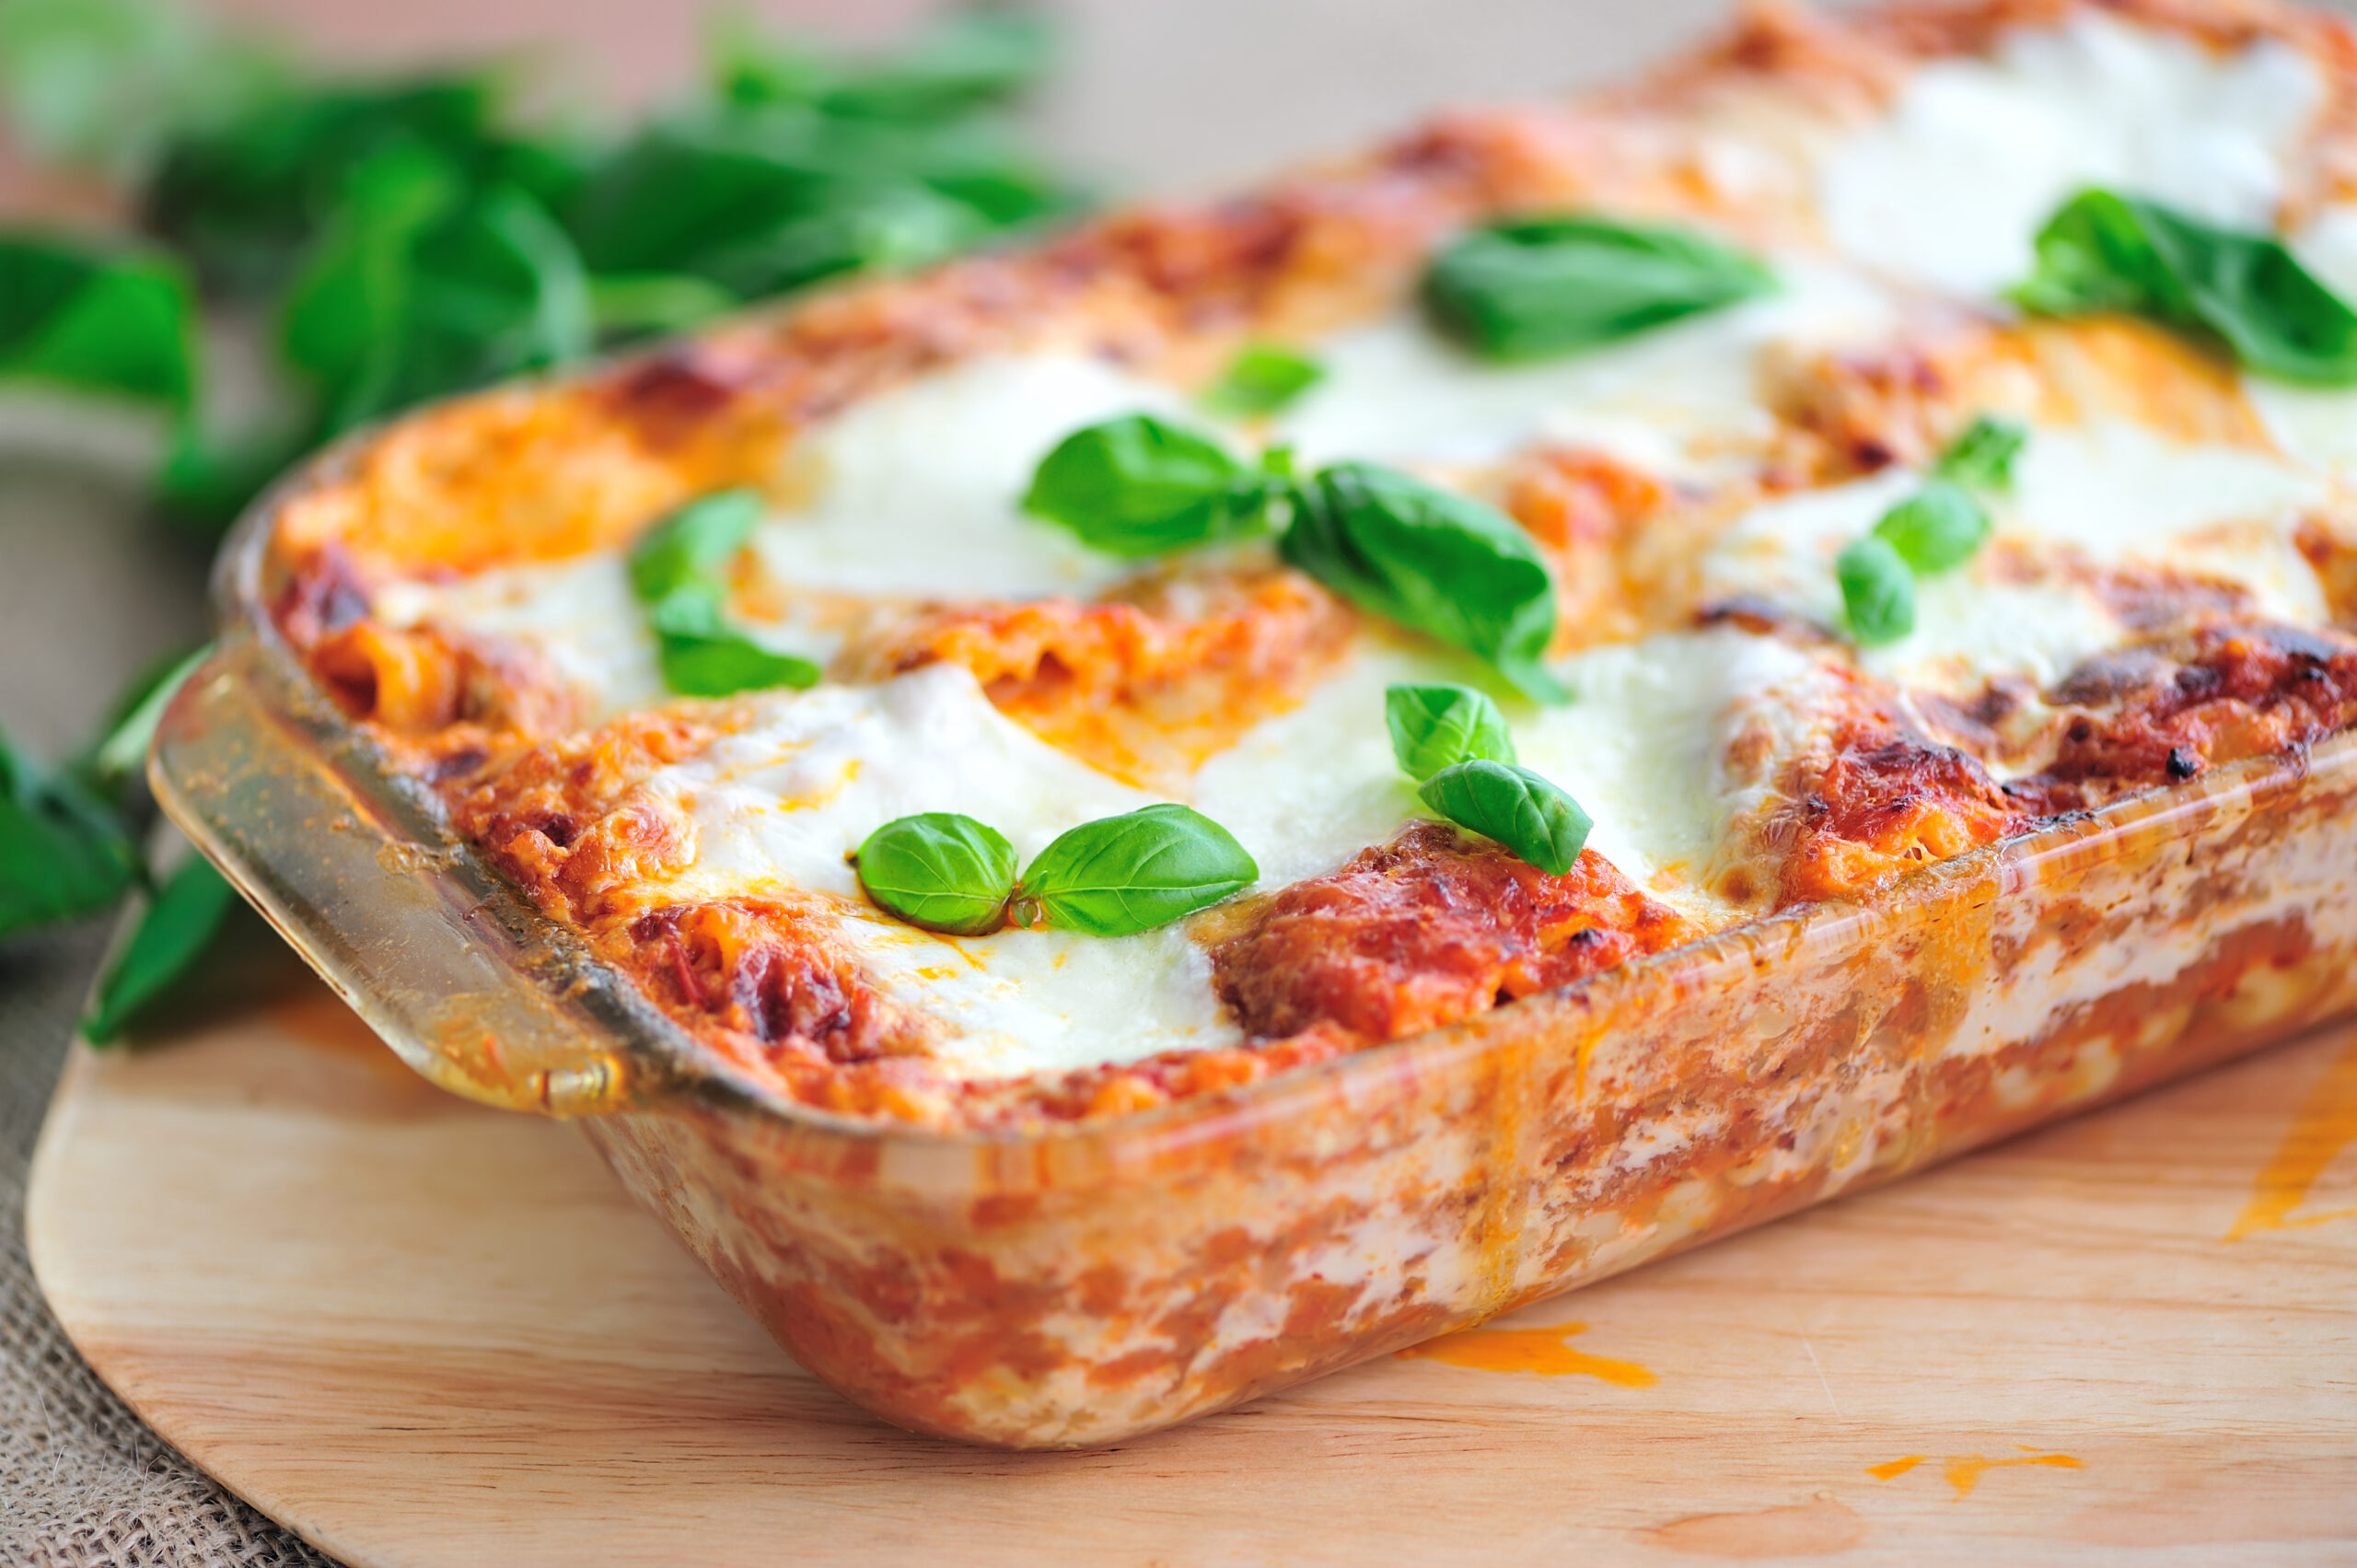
[266,0,2357,1133]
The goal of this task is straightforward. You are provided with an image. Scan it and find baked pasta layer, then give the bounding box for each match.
[266,0,2357,1128]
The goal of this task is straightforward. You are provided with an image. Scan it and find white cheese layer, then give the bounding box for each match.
[1820,13,2323,298]
[1271,259,1895,478]
[641,664,1240,1078]
[749,352,1185,600]
[373,553,672,716]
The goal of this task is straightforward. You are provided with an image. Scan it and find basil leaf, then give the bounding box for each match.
[1933,414,2027,494]
[282,147,594,437]
[1283,461,1564,703]
[1872,480,1988,575]
[0,234,195,411]
[1022,413,1275,559]
[83,643,208,800]
[0,727,140,940]
[1424,215,1775,361]
[853,812,1017,935]
[629,488,764,602]
[647,594,819,697]
[81,854,239,1044]
[718,9,1052,124]
[1015,803,1257,937]
[1838,534,1915,646]
[1385,682,1516,782]
[1416,760,1592,877]
[2015,189,2357,387]
[588,271,737,341]
[1200,342,1324,418]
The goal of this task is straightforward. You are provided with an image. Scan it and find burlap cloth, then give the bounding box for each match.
[0,455,337,1565]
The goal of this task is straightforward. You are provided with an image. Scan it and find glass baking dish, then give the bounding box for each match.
[152,432,2357,1448]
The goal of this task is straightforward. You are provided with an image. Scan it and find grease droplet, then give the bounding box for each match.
[1396,1321,1656,1386]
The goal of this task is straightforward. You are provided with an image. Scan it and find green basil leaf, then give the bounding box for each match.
[2015,189,2357,387]
[1200,342,1324,418]
[1416,760,1592,877]
[1385,682,1517,782]
[1015,803,1257,937]
[0,0,282,178]
[629,488,765,603]
[1424,215,1775,362]
[1022,413,1274,559]
[1932,414,2027,494]
[588,271,739,341]
[0,234,195,412]
[717,9,1052,124]
[0,727,139,940]
[81,854,239,1044]
[648,599,819,697]
[1872,480,1988,575]
[1838,533,1916,646]
[155,421,308,539]
[82,643,209,800]
[853,812,1017,935]
[1283,461,1564,703]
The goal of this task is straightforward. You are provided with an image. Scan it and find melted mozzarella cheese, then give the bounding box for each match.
[749,353,1186,599]
[637,664,1239,1077]
[1271,260,1895,477]
[374,554,672,715]
[1821,14,2322,298]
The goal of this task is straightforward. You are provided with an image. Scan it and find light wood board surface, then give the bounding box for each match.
[24,971,2357,1567]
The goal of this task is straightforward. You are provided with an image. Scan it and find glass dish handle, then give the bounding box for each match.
[149,634,669,1117]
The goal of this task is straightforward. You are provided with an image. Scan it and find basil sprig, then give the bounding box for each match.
[854,803,1257,938]
[1200,342,1324,418]
[1839,416,2026,646]
[1385,682,1516,782]
[82,856,240,1044]
[1021,413,1285,559]
[0,727,140,941]
[1423,215,1775,361]
[1025,417,1565,701]
[1417,761,1593,877]
[2015,190,2357,387]
[0,235,196,412]
[628,488,819,697]
[853,812,1018,935]
[1014,804,1257,937]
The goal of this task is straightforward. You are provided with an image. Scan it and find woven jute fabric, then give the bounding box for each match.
[0,922,341,1568]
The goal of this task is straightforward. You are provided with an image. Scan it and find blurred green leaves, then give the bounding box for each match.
[1,5,1075,532]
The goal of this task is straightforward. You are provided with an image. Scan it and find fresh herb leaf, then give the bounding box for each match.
[627,490,816,696]
[0,0,281,180]
[82,643,208,800]
[0,234,195,411]
[628,488,764,601]
[1933,414,2027,494]
[587,271,738,340]
[853,812,1017,935]
[1416,759,1592,877]
[1838,533,1916,646]
[717,9,1053,124]
[1385,682,1516,782]
[1021,413,1277,558]
[0,727,140,940]
[1200,342,1324,418]
[2014,189,2357,387]
[1424,215,1775,362]
[1013,803,1257,937]
[81,854,238,1043]
[280,146,592,436]
[1872,480,1988,575]
[654,624,820,697]
[1283,461,1564,703]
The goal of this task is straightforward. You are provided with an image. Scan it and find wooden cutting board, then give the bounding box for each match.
[25,956,2357,1568]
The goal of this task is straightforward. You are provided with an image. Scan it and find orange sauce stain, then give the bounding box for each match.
[1942,1450,2084,1501]
[1866,1456,1926,1481]
[1396,1322,1657,1387]
[2228,1030,2357,1240]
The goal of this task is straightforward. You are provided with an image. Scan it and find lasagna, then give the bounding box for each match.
[267,0,2357,1132]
